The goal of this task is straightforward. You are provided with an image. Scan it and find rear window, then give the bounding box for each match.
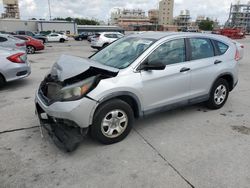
[213,40,229,55]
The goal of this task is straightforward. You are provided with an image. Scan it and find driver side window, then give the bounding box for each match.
[147,39,186,65]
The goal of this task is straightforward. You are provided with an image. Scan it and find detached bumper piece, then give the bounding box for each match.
[36,104,85,152]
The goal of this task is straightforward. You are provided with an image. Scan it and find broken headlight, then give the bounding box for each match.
[59,76,96,101]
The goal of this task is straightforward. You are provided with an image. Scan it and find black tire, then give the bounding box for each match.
[27,45,35,54]
[79,37,83,41]
[40,39,46,44]
[207,78,229,109]
[0,74,5,88]
[102,43,109,49]
[60,38,65,43]
[91,99,134,144]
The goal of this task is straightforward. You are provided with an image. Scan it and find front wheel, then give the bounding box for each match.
[60,38,65,43]
[91,99,134,144]
[207,78,229,109]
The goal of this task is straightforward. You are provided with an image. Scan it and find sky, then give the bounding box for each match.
[0,0,249,24]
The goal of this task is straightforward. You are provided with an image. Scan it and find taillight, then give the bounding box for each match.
[16,43,25,47]
[235,49,240,61]
[7,53,26,63]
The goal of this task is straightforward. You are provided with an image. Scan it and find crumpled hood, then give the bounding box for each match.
[50,55,119,81]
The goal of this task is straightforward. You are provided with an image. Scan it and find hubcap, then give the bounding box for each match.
[27,46,34,54]
[101,109,128,138]
[214,84,227,105]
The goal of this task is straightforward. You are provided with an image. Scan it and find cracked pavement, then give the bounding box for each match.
[1,37,250,188]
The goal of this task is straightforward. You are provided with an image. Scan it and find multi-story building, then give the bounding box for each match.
[226,1,250,33]
[148,9,159,24]
[110,8,151,30]
[158,0,174,25]
[174,10,191,30]
[110,8,147,25]
[1,0,20,19]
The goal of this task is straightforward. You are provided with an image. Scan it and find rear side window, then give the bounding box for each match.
[213,40,229,55]
[0,37,7,42]
[189,38,214,60]
[104,34,115,38]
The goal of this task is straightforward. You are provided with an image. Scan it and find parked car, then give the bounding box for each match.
[87,34,96,42]
[0,47,31,87]
[0,34,26,51]
[35,32,239,151]
[91,32,124,50]
[15,31,48,43]
[232,40,244,60]
[14,35,45,54]
[47,33,68,43]
[74,32,88,41]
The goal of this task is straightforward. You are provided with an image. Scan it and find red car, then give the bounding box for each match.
[14,35,45,54]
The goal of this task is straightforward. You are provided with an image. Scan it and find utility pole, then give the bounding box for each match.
[48,0,52,20]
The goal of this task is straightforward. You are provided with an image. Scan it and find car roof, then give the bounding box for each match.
[128,31,231,42]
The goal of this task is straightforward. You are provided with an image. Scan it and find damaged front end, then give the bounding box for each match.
[35,55,119,152]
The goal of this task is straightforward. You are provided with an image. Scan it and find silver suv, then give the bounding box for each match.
[91,32,124,50]
[35,32,239,151]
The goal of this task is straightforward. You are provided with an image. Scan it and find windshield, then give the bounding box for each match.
[90,37,155,69]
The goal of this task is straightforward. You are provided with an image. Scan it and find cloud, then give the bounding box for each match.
[1,0,250,24]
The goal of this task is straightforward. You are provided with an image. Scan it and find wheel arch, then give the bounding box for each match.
[27,44,36,50]
[91,92,143,124]
[211,73,234,93]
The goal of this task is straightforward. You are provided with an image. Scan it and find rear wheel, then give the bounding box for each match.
[207,78,229,109]
[0,74,6,87]
[60,38,65,43]
[27,45,35,54]
[91,99,134,144]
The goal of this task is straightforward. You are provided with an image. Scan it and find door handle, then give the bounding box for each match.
[214,60,222,64]
[180,67,190,72]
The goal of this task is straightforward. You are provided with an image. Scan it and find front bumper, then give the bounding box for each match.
[35,90,98,128]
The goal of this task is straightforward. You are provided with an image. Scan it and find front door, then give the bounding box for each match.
[140,38,191,112]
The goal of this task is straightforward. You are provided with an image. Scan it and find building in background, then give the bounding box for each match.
[1,0,20,19]
[0,19,77,34]
[196,15,206,25]
[158,0,174,25]
[174,10,191,30]
[110,8,151,30]
[148,9,159,24]
[226,1,250,33]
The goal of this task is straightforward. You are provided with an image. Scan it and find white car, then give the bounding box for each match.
[91,32,124,50]
[47,33,68,43]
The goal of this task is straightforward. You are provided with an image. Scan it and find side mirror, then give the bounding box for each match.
[139,62,166,71]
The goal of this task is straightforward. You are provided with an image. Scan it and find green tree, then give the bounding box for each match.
[198,18,214,31]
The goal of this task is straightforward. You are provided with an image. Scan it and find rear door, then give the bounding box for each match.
[187,37,223,99]
[140,38,191,112]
